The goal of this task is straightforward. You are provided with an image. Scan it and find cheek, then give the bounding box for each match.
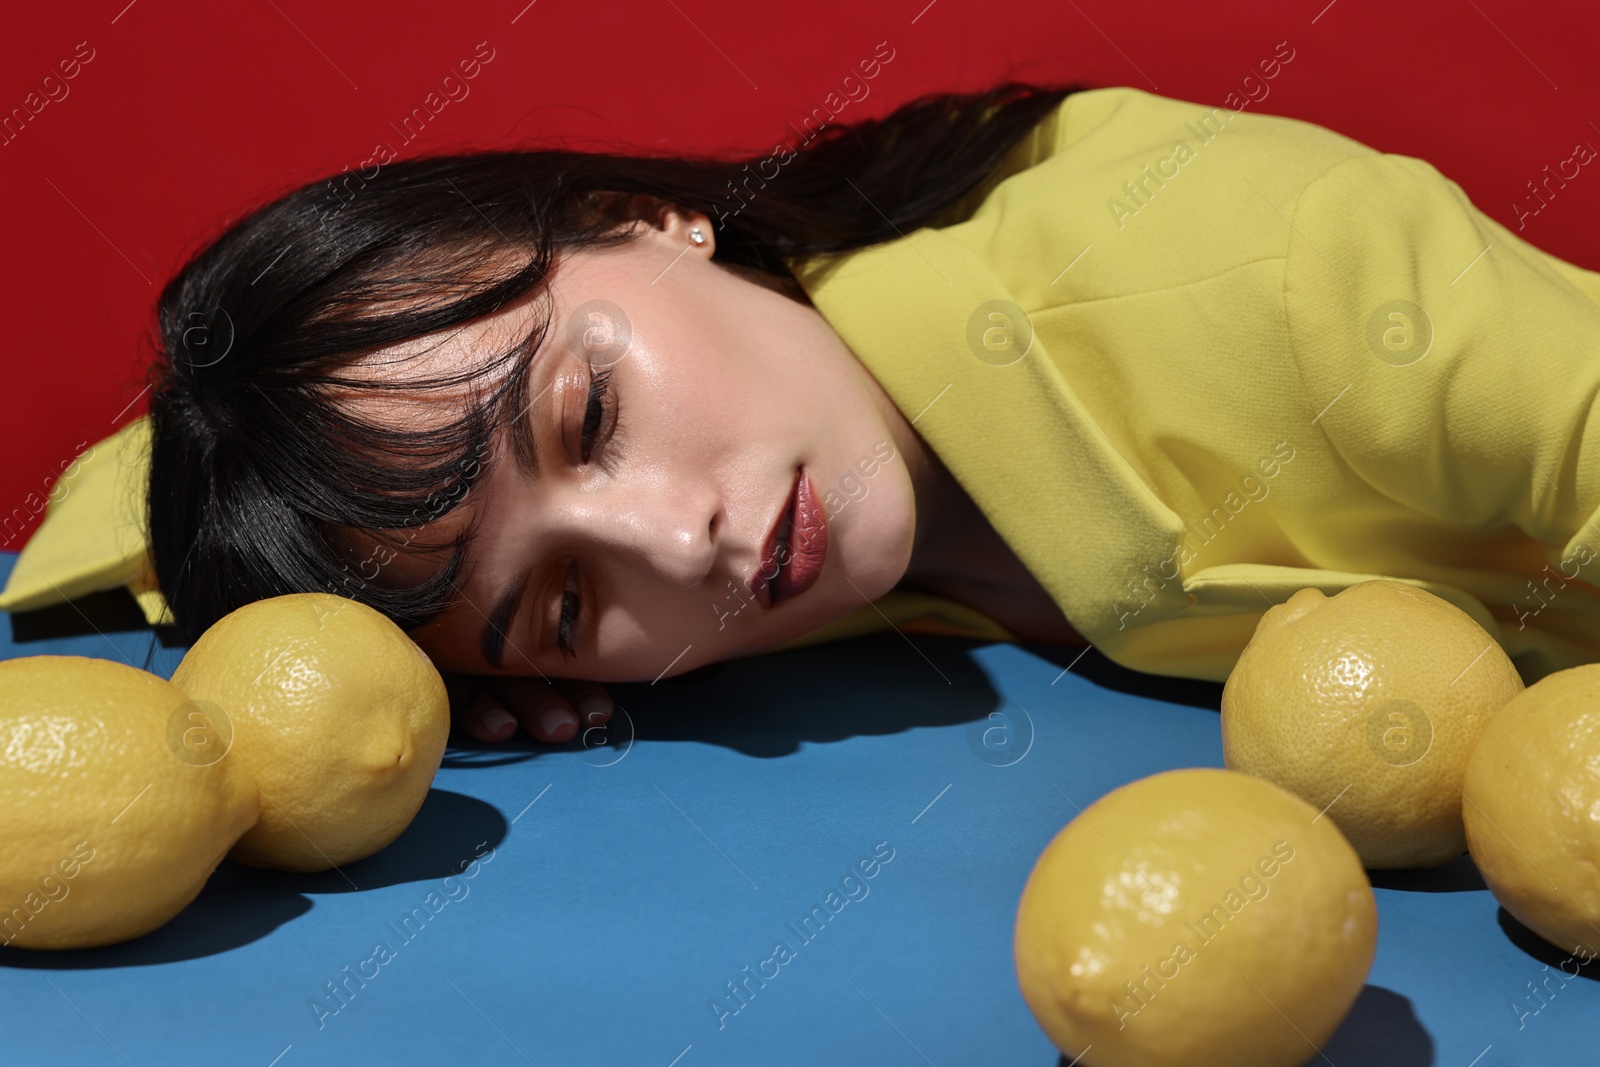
[408,626,479,678]
[591,595,731,682]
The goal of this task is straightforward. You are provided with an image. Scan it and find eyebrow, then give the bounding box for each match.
[480,568,531,669]
[504,321,550,486]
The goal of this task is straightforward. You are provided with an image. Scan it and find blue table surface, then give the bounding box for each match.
[0,551,1594,1067]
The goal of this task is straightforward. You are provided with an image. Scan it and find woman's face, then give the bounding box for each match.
[353,205,922,683]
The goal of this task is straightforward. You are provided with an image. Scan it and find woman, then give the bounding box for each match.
[144,79,1600,747]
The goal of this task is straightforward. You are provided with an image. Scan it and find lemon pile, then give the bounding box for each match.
[0,594,448,950]
[1015,579,1600,1065]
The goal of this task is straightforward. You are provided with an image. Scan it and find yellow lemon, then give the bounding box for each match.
[1220,580,1524,868]
[1462,662,1600,957]
[171,592,449,872]
[1014,767,1376,1067]
[0,656,259,950]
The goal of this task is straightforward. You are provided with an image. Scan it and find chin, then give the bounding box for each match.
[833,544,905,610]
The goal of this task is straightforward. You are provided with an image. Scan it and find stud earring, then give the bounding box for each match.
[689,227,706,246]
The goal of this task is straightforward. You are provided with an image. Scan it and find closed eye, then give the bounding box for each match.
[555,561,580,661]
[556,362,620,660]
[580,366,612,463]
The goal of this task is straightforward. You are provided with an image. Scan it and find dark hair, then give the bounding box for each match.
[145,79,1087,644]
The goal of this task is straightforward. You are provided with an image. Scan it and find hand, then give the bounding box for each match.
[443,672,615,745]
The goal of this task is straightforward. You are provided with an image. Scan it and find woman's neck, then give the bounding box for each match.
[895,425,1088,647]
[901,436,988,589]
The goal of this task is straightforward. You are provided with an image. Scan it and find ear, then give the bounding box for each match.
[655,203,714,254]
[598,193,713,254]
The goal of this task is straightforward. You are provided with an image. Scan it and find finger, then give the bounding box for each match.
[483,677,579,744]
[553,679,613,726]
[459,688,519,744]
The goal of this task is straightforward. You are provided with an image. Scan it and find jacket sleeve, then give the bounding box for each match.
[1281,150,1600,568]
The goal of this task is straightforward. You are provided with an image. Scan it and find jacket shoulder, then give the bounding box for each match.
[941,85,1378,233]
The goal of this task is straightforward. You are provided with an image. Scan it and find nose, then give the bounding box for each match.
[557,473,720,590]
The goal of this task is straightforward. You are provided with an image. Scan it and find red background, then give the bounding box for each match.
[3,0,1598,548]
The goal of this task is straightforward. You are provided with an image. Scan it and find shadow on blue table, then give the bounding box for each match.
[1368,852,1487,894]
[1320,985,1435,1065]
[1495,908,1600,983]
[1042,985,1435,1066]
[0,788,508,971]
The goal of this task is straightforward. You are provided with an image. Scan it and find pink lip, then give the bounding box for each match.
[747,466,827,609]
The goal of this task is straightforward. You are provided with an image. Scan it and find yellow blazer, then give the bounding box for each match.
[768,85,1600,685]
[9,86,1600,689]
